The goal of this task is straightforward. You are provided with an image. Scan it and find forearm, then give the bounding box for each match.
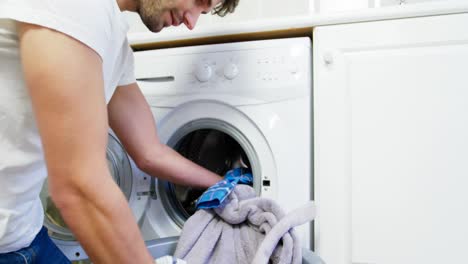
[52,166,154,264]
[140,144,222,188]
[106,84,222,189]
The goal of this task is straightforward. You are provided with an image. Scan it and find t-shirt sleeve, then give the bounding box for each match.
[0,0,112,60]
[118,41,136,86]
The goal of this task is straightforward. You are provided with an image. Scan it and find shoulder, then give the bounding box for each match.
[1,0,121,60]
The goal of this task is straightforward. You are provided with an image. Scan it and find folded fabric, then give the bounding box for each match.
[196,167,253,209]
[155,255,187,264]
[175,185,320,264]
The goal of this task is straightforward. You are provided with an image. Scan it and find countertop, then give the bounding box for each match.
[129,1,468,50]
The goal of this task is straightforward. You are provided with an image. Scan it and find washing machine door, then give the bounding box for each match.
[141,100,278,239]
[39,133,138,261]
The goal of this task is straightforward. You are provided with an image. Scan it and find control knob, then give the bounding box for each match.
[223,63,239,80]
[195,63,212,82]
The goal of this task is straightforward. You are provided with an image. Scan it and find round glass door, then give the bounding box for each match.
[39,133,133,241]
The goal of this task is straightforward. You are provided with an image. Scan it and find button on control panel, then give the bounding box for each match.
[223,63,239,80]
[195,63,213,82]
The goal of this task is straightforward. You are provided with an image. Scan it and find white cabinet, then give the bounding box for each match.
[314,13,468,264]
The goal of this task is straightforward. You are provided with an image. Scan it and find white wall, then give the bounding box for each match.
[316,0,369,12]
[124,0,462,35]
[124,0,313,35]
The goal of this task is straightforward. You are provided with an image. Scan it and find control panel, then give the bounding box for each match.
[135,38,312,102]
[187,47,308,86]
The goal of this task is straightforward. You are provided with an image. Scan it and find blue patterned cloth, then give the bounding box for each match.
[196,168,253,209]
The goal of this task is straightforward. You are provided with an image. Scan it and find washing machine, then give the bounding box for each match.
[134,37,313,249]
[39,133,155,261]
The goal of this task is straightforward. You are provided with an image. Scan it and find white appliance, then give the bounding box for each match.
[134,37,313,249]
[40,133,154,261]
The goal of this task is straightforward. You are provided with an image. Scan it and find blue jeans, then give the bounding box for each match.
[0,227,70,264]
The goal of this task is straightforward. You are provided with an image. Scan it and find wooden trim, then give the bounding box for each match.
[131,27,313,51]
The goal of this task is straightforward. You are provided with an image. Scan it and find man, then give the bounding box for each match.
[0,0,238,263]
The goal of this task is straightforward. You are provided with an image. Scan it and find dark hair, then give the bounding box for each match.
[212,0,239,17]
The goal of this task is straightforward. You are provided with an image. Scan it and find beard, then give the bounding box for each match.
[137,0,174,32]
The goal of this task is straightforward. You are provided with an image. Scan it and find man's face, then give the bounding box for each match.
[137,0,222,33]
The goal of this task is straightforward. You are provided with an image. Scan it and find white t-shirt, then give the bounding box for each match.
[0,0,136,253]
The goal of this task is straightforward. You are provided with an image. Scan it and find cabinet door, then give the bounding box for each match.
[314,13,468,264]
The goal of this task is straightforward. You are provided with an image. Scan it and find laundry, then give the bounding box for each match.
[174,185,320,264]
[155,255,187,264]
[196,167,253,209]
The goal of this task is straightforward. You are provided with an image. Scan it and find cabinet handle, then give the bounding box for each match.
[323,52,333,66]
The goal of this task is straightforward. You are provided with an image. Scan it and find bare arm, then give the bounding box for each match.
[108,83,222,188]
[18,23,153,264]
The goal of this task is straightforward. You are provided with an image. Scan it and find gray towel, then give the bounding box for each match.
[174,185,316,264]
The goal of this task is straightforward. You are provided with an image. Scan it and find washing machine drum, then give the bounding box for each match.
[39,133,133,241]
[159,129,251,220]
[178,129,249,175]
